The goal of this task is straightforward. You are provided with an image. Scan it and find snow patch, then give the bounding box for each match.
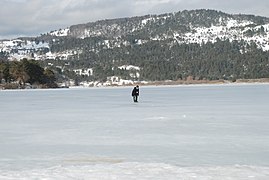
[74,68,93,76]
[50,28,70,36]
[118,65,140,71]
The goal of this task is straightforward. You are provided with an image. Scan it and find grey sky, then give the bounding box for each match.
[0,0,268,39]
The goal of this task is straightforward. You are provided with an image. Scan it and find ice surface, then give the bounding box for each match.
[0,84,269,179]
[1,163,269,180]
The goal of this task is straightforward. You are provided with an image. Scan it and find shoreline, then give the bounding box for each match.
[1,78,269,91]
[135,78,269,86]
[91,78,269,88]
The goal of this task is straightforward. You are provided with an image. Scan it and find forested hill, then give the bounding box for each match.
[1,9,269,86]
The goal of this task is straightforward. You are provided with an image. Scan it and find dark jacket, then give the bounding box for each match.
[132,86,139,96]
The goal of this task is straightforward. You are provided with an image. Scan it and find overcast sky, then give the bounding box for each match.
[0,0,269,39]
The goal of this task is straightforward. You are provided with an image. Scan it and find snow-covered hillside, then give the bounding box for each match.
[178,20,269,51]
[1,10,269,63]
[1,9,269,87]
[0,39,50,60]
[0,11,269,63]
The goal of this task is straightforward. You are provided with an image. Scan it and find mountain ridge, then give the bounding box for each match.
[48,9,269,51]
[1,9,269,56]
[66,10,269,36]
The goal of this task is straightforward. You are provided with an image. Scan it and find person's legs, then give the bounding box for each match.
[133,96,138,102]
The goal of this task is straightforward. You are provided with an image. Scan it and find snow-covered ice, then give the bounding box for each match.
[0,84,269,179]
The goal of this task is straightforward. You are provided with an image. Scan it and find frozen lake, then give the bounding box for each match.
[0,84,269,179]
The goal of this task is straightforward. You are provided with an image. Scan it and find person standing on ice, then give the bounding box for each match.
[132,85,139,102]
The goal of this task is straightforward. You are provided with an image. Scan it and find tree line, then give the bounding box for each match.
[0,59,57,89]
